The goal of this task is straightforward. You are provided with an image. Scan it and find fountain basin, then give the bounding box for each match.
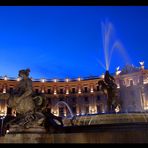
[1,122,148,143]
[63,112,148,126]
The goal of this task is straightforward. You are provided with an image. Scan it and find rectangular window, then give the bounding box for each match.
[9,87,14,94]
[59,107,64,117]
[72,106,76,114]
[97,85,99,91]
[85,97,88,102]
[47,97,51,104]
[97,95,101,101]
[72,88,76,94]
[72,97,76,103]
[35,89,39,94]
[86,106,89,114]
[84,87,88,93]
[60,89,63,94]
[47,89,51,94]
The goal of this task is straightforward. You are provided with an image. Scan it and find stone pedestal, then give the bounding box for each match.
[1,124,148,143]
[0,125,54,143]
[1,114,148,143]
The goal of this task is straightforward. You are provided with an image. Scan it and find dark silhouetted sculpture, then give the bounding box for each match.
[0,69,63,135]
[8,69,35,115]
[98,71,119,113]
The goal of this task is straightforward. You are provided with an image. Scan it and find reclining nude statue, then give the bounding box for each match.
[0,69,63,132]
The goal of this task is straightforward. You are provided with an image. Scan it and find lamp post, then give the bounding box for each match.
[0,116,5,136]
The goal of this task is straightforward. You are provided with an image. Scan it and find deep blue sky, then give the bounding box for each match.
[0,6,148,79]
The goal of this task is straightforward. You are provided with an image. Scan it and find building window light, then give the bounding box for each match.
[78,89,81,94]
[4,75,8,81]
[54,90,57,95]
[17,77,21,81]
[101,74,104,79]
[90,88,94,93]
[3,88,6,93]
[41,78,45,83]
[54,79,57,82]
[66,89,69,95]
[139,61,144,69]
[65,78,69,82]
[117,84,120,88]
[116,66,121,76]
[78,77,81,81]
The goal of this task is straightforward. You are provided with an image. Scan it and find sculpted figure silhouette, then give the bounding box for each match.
[8,69,35,114]
[0,69,63,133]
[98,71,119,113]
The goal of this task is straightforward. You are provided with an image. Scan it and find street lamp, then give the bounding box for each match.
[0,116,5,136]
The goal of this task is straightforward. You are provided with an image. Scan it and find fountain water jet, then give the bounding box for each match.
[54,101,74,119]
[101,21,114,70]
[101,20,131,71]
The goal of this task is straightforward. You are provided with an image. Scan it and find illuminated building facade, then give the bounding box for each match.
[0,63,148,117]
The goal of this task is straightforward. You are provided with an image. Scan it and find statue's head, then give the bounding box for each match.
[19,68,30,77]
[105,70,109,76]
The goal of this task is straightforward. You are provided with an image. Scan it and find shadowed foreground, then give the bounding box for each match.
[0,122,148,143]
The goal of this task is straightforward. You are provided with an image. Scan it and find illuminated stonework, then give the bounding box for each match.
[0,65,148,117]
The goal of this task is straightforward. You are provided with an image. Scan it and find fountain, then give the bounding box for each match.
[0,69,65,135]
[53,101,76,126]
[101,20,131,71]
[47,21,148,129]
[1,21,148,143]
[99,21,148,123]
[54,101,74,119]
[97,21,122,113]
